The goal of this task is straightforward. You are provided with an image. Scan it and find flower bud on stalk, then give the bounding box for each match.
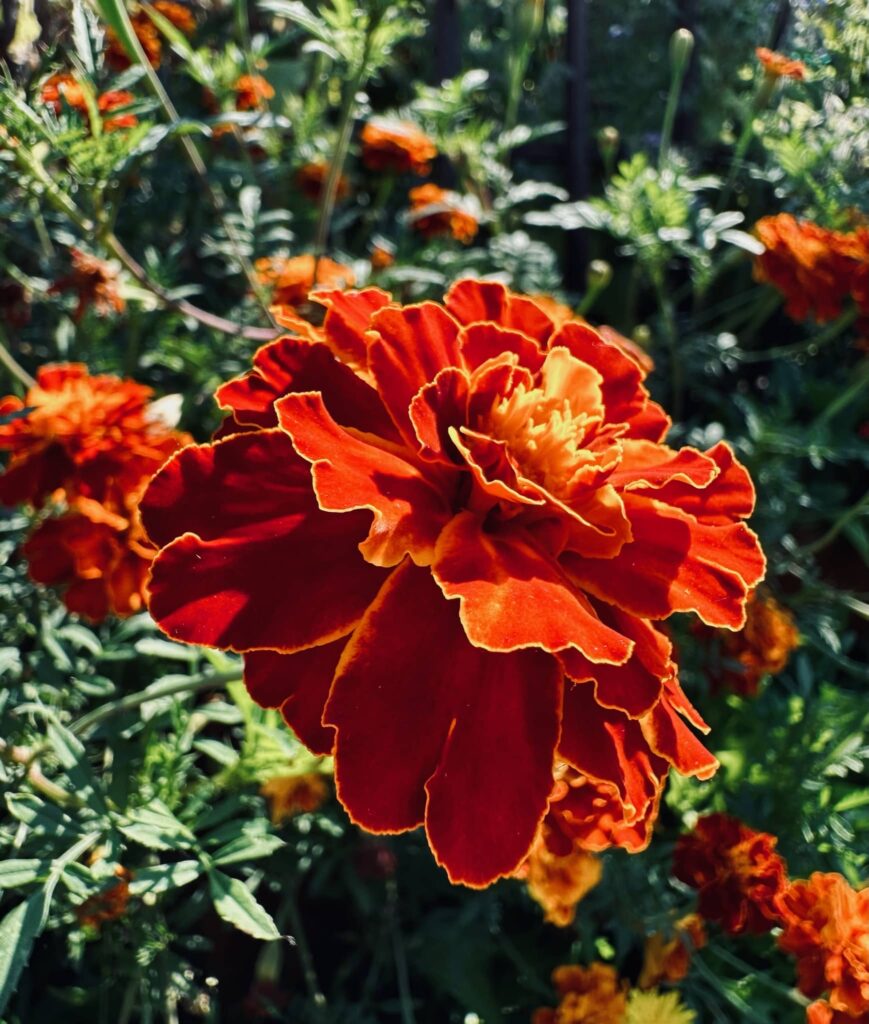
[669,28,695,75]
[597,126,620,176]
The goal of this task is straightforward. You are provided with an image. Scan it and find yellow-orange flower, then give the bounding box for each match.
[808,1000,869,1024]
[261,772,329,825]
[407,184,479,243]
[360,119,436,176]
[295,161,349,203]
[777,873,869,1018]
[517,833,602,926]
[370,244,396,270]
[756,47,806,80]
[533,963,628,1024]
[234,74,274,112]
[754,215,869,324]
[638,915,706,989]
[254,254,355,309]
[716,589,800,695]
[625,990,696,1024]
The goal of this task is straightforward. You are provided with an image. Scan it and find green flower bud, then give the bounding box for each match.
[587,259,613,292]
[597,126,620,160]
[670,28,695,74]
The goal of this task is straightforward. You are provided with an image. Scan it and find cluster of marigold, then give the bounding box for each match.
[535,813,868,1024]
[0,365,189,621]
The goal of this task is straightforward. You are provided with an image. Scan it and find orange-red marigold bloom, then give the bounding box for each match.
[714,588,800,696]
[141,280,765,887]
[254,255,355,310]
[370,244,396,270]
[517,831,602,927]
[360,119,437,176]
[808,1001,869,1024]
[533,963,628,1024]
[0,363,189,512]
[407,184,479,243]
[24,498,154,621]
[40,75,137,132]
[261,772,329,825]
[105,2,194,71]
[778,873,869,1018]
[638,914,707,989]
[295,161,349,203]
[756,47,807,80]
[673,813,787,934]
[234,74,275,112]
[754,215,869,324]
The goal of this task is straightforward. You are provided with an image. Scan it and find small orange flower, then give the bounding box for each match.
[638,914,707,989]
[756,47,806,80]
[295,161,350,203]
[254,254,355,309]
[754,215,869,324]
[261,772,329,825]
[49,249,125,323]
[105,2,194,71]
[517,833,602,927]
[673,813,787,934]
[370,244,395,270]
[234,74,274,112]
[533,963,628,1024]
[407,184,479,243]
[98,90,138,133]
[360,119,437,176]
[808,1000,869,1024]
[777,873,869,1018]
[40,72,87,114]
[715,589,800,696]
[0,363,189,512]
[75,866,132,929]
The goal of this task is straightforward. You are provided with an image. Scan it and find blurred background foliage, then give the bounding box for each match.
[0,0,867,1021]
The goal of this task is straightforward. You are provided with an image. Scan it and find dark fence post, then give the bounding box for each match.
[432,0,461,84]
[565,0,589,290]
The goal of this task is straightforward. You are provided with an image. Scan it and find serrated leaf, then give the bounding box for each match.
[119,801,196,851]
[128,860,202,895]
[0,890,48,1014]
[212,834,285,866]
[207,869,280,941]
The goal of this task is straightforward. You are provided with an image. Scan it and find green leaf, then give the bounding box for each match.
[193,738,239,767]
[212,834,285,866]
[207,870,280,941]
[0,890,48,1015]
[0,860,49,890]
[119,801,196,851]
[128,860,202,896]
[6,793,82,838]
[90,0,140,65]
[134,637,200,662]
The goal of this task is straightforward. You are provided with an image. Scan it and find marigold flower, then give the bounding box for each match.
[712,588,800,696]
[40,74,137,132]
[532,963,628,1024]
[360,118,437,176]
[638,914,706,989]
[777,873,869,1017]
[261,772,329,825]
[141,280,764,887]
[295,161,349,203]
[24,497,155,621]
[234,74,275,112]
[105,2,195,71]
[254,254,356,309]
[756,47,806,80]
[75,866,132,929]
[0,363,189,512]
[98,90,138,133]
[407,184,479,243]
[626,990,696,1024]
[673,813,787,934]
[517,832,602,927]
[754,215,869,324]
[48,249,125,323]
[370,244,396,270]
[531,299,654,374]
[808,1001,869,1024]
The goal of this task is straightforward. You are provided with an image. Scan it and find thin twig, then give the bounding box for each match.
[0,323,37,388]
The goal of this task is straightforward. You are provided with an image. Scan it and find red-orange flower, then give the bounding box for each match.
[234,74,274,112]
[754,215,869,323]
[0,363,188,511]
[141,280,764,887]
[295,161,350,203]
[370,244,396,270]
[254,255,356,310]
[261,772,329,825]
[517,829,602,927]
[40,74,137,133]
[407,184,479,243]
[360,119,437,176]
[75,866,133,929]
[707,588,800,696]
[673,813,787,934]
[533,963,628,1024]
[756,47,806,80]
[808,1001,869,1024]
[778,873,869,1018]
[24,498,154,621]
[105,2,195,71]
[638,914,707,989]
[49,249,125,322]
[98,90,138,132]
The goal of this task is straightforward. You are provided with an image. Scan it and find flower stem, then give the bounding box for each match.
[0,323,36,389]
[734,308,858,362]
[802,488,869,556]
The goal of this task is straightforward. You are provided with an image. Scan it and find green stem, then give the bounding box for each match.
[386,876,416,1024]
[734,308,858,362]
[802,489,869,556]
[70,669,242,736]
[0,323,37,389]
[658,63,688,168]
[653,272,683,421]
[717,75,776,211]
[283,887,328,1017]
[813,358,869,426]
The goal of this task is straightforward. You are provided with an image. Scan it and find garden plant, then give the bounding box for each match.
[0,0,867,1022]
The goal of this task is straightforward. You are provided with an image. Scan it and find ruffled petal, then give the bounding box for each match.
[408,367,470,463]
[367,302,463,444]
[314,287,394,369]
[276,392,453,566]
[324,560,562,886]
[244,640,345,755]
[142,430,385,651]
[432,512,633,663]
[458,321,545,372]
[216,334,396,438]
[609,440,720,491]
[641,686,718,780]
[445,279,555,344]
[564,494,766,627]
